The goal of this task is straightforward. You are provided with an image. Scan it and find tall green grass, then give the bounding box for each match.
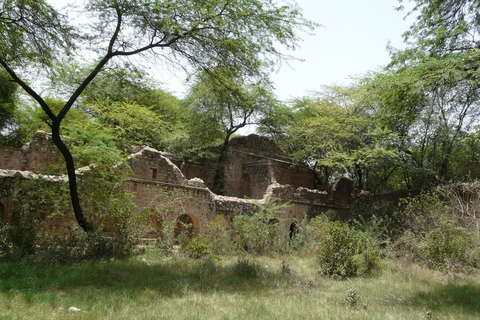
[1,255,479,320]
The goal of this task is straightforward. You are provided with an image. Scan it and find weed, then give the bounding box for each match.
[344,288,359,308]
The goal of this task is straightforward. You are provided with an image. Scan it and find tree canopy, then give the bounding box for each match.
[0,0,315,231]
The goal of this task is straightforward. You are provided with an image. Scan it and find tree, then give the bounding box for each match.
[260,85,403,191]
[398,0,480,57]
[91,99,172,151]
[0,0,315,232]
[184,69,282,194]
[0,70,19,146]
[368,51,480,185]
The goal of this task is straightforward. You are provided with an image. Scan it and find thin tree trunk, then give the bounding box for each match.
[51,124,92,232]
[213,133,232,194]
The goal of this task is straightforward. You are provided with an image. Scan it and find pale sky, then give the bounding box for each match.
[48,0,415,102]
[268,0,414,101]
[155,0,415,101]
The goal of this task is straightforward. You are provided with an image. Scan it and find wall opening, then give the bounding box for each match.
[239,173,252,198]
[173,212,200,242]
[0,202,5,222]
[151,168,158,180]
[289,221,298,240]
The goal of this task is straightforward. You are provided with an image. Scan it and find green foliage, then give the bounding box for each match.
[368,51,480,185]
[182,237,212,259]
[232,259,262,278]
[398,0,480,56]
[396,191,449,238]
[262,84,402,191]
[200,215,233,256]
[32,227,135,265]
[316,217,381,279]
[0,0,75,66]
[418,219,478,270]
[0,211,37,259]
[233,199,290,255]
[0,70,20,146]
[91,99,172,151]
[353,214,390,246]
[344,288,359,308]
[285,215,317,253]
[392,188,480,270]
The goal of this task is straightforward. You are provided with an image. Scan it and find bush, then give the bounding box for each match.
[200,215,232,255]
[182,237,211,259]
[233,199,289,255]
[316,218,381,278]
[392,190,480,270]
[395,191,449,238]
[31,227,136,265]
[0,211,38,259]
[417,219,478,270]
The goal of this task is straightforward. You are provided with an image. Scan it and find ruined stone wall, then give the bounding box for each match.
[0,171,16,223]
[0,133,358,238]
[272,162,318,191]
[0,147,26,171]
[23,132,59,172]
[128,147,188,185]
[0,131,59,173]
[173,159,215,190]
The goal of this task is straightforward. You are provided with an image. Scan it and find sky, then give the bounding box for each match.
[153,0,416,101]
[48,0,415,102]
[267,0,415,101]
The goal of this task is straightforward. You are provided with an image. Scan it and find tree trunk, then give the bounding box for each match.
[51,124,92,232]
[213,133,232,195]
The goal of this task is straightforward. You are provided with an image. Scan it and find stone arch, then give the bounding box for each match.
[173,212,200,241]
[0,202,5,222]
[239,173,252,198]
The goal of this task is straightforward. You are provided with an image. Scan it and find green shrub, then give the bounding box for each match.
[200,215,232,255]
[31,227,136,265]
[417,219,478,270]
[316,218,381,278]
[395,191,449,238]
[233,199,289,255]
[392,190,480,270]
[182,237,211,259]
[0,211,38,259]
[344,288,359,308]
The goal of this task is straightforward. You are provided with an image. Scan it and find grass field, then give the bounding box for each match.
[0,252,479,320]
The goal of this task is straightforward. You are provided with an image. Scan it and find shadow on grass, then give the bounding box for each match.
[0,258,291,299]
[405,282,480,317]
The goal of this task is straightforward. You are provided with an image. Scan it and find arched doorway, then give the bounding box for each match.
[173,213,200,243]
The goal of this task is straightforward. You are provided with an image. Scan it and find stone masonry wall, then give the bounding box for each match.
[0,131,59,173]
[0,132,356,237]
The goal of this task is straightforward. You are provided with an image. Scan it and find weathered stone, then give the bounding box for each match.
[0,132,360,237]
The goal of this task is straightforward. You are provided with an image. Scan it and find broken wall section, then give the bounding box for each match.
[0,131,59,173]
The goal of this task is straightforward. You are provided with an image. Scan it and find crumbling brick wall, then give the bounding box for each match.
[0,132,356,237]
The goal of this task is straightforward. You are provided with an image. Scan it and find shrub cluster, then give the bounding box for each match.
[390,189,480,270]
[314,216,381,278]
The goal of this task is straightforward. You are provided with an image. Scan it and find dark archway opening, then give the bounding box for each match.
[174,213,194,243]
[289,221,298,240]
[0,202,5,222]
